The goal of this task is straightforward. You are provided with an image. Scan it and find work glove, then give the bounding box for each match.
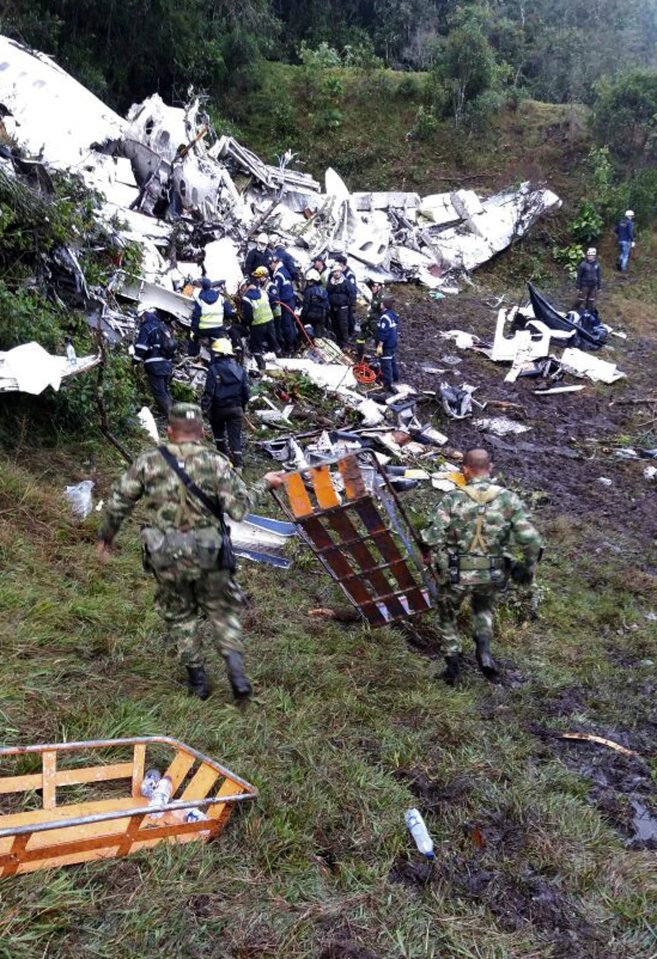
[376,343,383,357]
[510,561,534,586]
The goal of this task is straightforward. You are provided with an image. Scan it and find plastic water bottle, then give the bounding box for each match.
[65,337,77,367]
[140,768,162,799]
[184,807,208,824]
[405,808,435,860]
[147,775,173,819]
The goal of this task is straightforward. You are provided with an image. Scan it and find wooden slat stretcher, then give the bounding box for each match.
[0,737,258,877]
[274,453,434,625]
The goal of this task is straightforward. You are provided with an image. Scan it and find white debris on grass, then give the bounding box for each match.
[0,343,99,395]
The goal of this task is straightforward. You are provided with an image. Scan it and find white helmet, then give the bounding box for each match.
[305,268,321,282]
[586,247,597,256]
[625,210,635,218]
[257,232,268,245]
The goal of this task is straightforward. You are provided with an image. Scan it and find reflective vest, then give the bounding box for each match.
[251,290,274,326]
[196,294,224,331]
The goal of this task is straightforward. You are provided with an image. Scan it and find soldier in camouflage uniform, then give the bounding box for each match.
[421,448,542,684]
[97,403,284,701]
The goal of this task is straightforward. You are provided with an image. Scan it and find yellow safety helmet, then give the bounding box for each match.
[252,266,269,279]
[211,337,234,355]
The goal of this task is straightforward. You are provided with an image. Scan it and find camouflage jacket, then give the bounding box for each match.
[99,442,269,543]
[421,478,542,563]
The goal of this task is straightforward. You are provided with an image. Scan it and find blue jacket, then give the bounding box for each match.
[302,282,329,321]
[343,267,358,304]
[273,265,296,308]
[191,289,235,334]
[274,247,300,282]
[134,312,176,375]
[614,217,634,243]
[202,356,250,411]
[375,308,400,351]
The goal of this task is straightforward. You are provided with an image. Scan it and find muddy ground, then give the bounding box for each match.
[393,277,657,551]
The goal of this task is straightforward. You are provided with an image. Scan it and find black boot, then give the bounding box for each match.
[442,654,460,686]
[186,665,210,700]
[475,635,498,680]
[225,652,252,701]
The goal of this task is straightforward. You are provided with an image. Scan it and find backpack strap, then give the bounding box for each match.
[158,446,225,524]
[459,485,502,554]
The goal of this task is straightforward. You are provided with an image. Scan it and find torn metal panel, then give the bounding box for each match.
[111,271,194,322]
[560,348,626,384]
[491,307,574,365]
[267,358,357,392]
[0,342,99,394]
[418,193,460,226]
[203,238,243,295]
[273,453,434,626]
[352,192,420,212]
[0,37,125,171]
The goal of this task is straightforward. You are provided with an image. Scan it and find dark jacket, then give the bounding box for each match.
[327,276,352,310]
[202,356,250,412]
[614,218,634,243]
[576,259,602,290]
[343,267,358,304]
[134,312,176,375]
[273,265,296,308]
[375,308,400,351]
[191,289,235,334]
[301,282,330,322]
[274,246,300,282]
[244,247,272,277]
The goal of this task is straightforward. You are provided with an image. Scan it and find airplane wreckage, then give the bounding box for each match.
[0,32,562,348]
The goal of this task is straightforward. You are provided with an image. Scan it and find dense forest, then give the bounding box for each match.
[2,0,657,114]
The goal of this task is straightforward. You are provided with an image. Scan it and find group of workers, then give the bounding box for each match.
[133,234,404,466]
[575,210,636,310]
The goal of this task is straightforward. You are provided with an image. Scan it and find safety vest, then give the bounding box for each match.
[196,294,224,331]
[250,290,274,326]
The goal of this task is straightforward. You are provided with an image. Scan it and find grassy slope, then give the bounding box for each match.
[1,68,656,958]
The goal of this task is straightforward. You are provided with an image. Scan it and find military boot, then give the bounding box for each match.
[475,635,498,680]
[186,665,210,700]
[442,654,460,686]
[224,652,252,701]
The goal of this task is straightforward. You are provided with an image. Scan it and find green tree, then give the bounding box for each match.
[593,70,657,163]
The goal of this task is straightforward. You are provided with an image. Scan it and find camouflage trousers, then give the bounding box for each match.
[433,585,496,656]
[152,567,243,668]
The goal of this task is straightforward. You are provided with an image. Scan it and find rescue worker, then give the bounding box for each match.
[300,269,330,338]
[614,210,635,272]
[188,277,237,357]
[272,240,300,282]
[326,268,352,347]
[271,254,298,353]
[374,296,400,391]
[356,279,384,360]
[244,232,272,278]
[201,339,250,469]
[97,403,285,701]
[242,267,280,370]
[421,448,542,685]
[575,248,602,311]
[334,254,358,335]
[134,309,177,415]
[308,255,330,287]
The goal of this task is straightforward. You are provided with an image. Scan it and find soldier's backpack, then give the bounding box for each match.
[448,485,509,588]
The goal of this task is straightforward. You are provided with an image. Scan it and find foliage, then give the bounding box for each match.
[569,201,604,246]
[593,69,657,163]
[412,105,439,140]
[553,242,586,279]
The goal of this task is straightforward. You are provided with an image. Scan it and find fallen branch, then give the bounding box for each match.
[94,327,132,464]
[559,732,637,757]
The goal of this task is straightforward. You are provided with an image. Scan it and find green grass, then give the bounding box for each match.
[0,443,655,958]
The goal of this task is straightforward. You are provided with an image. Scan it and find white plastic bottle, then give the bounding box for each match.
[140,768,162,799]
[184,807,208,824]
[65,337,77,367]
[147,775,173,819]
[405,808,435,860]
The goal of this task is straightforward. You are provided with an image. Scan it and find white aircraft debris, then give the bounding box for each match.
[0,343,99,395]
